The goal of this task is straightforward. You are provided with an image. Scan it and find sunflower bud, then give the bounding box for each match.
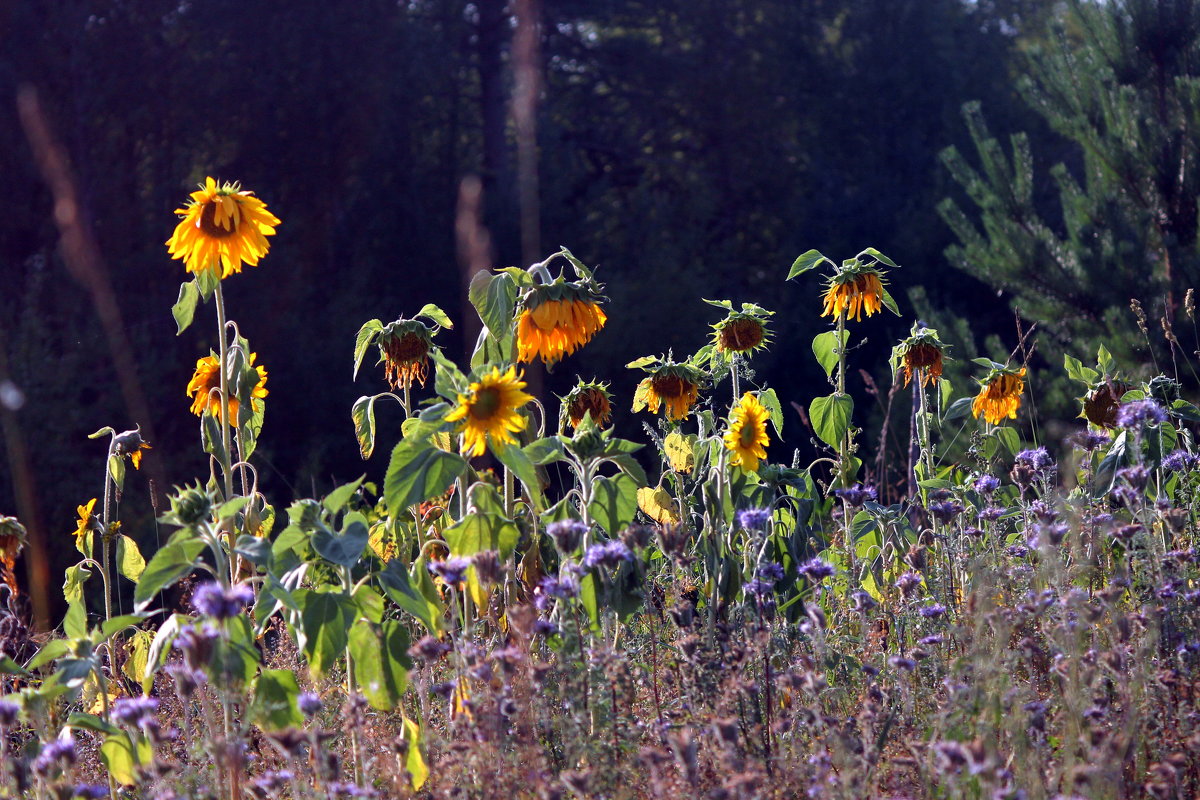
[166,483,214,527]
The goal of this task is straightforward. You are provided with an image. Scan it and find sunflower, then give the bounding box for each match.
[893,324,949,389]
[0,516,26,594]
[187,352,268,423]
[562,381,613,429]
[636,369,702,421]
[72,498,100,556]
[821,270,886,322]
[445,365,534,457]
[379,320,434,390]
[166,177,281,280]
[516,283,608,366]
[1082,381,1129,428]
[708,301,774,356]
[113,427,152,470]
[972,366,1027,425]
[723,392,770,471]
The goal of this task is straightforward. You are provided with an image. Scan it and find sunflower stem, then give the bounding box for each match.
[213,280,238,584]
[730,354,741,405]
[99,437,116,623]
[834,311,856,581]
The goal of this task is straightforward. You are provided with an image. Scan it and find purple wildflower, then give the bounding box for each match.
[919,603,948,619]
[537,575,580,604]
[832,484,876,507]
[1015,447,1055,473]
[1071,430,1111,451]
[978,505,1005,522]
[798,557,835,581]
[1117,465,1149,490]
[1117,399,1167,428]
[533,619,559,637]
[192,582,254,620]
[583,539,634,570]
[173,624,220,671]
[919,634,944,646]
[0,701,18,729]
[33,735,77,775]
[895,572,922,595]
[111,696,159,728]
[72,785,109,799]
[546,519,587,553]
[298,691,322,716]
[1162,449,1200,471]
[743,579,775,597]
[928,500,964,524]
[736,508,772,532]
[756,562,785,583]
[428,557,471,585]
[973,474,1001,495]
[888,655,916,672]
[850,589,877,611]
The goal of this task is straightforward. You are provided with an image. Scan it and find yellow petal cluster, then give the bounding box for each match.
[445,365,534,457]
[821,272,884,321]
[723,392,770,472]
[639,372,700,422]
[186,353,269,423]
[972,368,1026,425]
[517,298,607,366]
[166,177,281,280]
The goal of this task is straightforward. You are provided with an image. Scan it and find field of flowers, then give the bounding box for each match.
[0,178,1198,799]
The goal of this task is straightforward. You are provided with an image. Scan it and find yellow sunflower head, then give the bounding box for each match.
[892,324,950,389]
[707,301,774,356]
[821,268,889,322]
[723,392,770,472]
[73,498,100,542]
[561,380,613,430]
[516,282,608,366]
[444,365,534,457]
[166,177,281,280]
[971,364,1027,425]
[113,426,152,470]
[0,515,25,595]
[630,357,705,422]
[186,352,268,423]
[378,320,435,390]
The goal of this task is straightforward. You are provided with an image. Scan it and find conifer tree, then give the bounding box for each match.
[939,0,1200,383]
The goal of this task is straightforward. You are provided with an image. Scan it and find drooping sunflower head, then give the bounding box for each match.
[444,365,535,457]
[630,356,705,422]
[708,301,774,356]
[1082,381,1130,428]
[166,177,281,280]
[186,352,268,424]
[561,380,613,430]
[821,266,890,322]
[378,320,435,390]
[971,364,1027,425]
[516,282,608,366]
[113,427,152,470]
[0,515,26,594]
[723,392,770,472]
[893,324,950,388]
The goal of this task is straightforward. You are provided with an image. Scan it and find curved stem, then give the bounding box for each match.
[213,282,238,583]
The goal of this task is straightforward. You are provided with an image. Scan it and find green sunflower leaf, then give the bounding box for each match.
[384,440,466,516]
[811,330,848,378]
[352,319,384,380]
[415,304,454,330]
[810,393,853,449]
[787,249,828,280]
[172,280,201,335]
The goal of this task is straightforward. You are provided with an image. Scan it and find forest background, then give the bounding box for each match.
[2,0,1194,620]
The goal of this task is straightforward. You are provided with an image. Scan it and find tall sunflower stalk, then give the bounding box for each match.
[790,248,900,583]
[168,177,280,586]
